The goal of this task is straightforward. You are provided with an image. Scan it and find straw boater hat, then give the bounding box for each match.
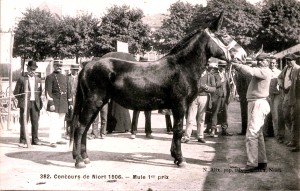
[70,64,80,70]
[27,60,38,69]
[208,62,218,68]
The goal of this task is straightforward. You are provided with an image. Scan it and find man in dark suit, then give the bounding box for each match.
[45,60,72,148]
[13,60,43,147]
[278,53,300,151]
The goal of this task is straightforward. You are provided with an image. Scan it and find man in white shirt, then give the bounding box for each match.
[13,61,43,147]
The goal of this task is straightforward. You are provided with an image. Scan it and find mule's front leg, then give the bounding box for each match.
[170,116,186,167]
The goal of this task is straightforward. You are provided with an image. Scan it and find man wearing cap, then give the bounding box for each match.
[278,53,300,151]
[64,64,80,140]
[232,53,272,173]
[45,60,72,148]
[265,56,283,141]
[13,60,43,147]
[182,62,216,143]
[206,61,233,137]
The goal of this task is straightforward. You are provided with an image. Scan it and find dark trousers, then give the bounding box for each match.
[292,99,300,147]
[19,101,40,144]
[165,114,172,132]
[91,104,108,135]
[131,111,152,135]
[240,97,248,134]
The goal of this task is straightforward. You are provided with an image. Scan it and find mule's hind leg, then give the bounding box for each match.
[170,108,186,167]
[74,99,102,168]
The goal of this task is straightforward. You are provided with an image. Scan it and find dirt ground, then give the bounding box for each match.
[0,101,299,191]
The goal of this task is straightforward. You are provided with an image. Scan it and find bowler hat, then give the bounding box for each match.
[27,60,38,69]
[256,53,269,61]
[285,54,297,60]
[70,64,80,70]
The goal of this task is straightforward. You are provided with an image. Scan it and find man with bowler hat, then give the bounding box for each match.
[14,60,43,147]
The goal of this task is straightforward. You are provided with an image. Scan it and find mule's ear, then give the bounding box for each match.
[209,11,224,32]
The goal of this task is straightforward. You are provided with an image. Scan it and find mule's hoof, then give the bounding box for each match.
[174,159,187,167]
[83,158,90,164]
[75,161,86,169]
[177,161,187,168]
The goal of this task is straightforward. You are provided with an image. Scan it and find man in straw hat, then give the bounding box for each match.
[182,61,216,144]
[14,60,43,147]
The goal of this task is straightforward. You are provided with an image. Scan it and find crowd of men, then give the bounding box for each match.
[13,52,300,173]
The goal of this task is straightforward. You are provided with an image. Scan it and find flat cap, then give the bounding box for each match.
[256,53,270,61]
[285,54,297,60]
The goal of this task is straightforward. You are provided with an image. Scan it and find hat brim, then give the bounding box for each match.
[27,65,38,69]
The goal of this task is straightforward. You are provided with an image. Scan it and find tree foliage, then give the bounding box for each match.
[13,8,58,61]
[257,0,300,52]
[152,1,201,54]
[54,13,100,63]
[96,5,151,55]
[190,0,261,54]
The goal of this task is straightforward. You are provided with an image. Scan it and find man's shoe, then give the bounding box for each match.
[181,137,190,143]
[198,138,206,143]
[204,128,210,134]
[32,141,42,145]
[56,141,67,145]
[18,143,27,148]
[257,163,267,170]
[286,142,296,147]
[50,143,57,148]
[87,134,95,140]
[64,135,70,140]
[146,133,154,139]
[239,165,259,173]
[289,147,300,152]
[130,134,136,139]
[277,138,284,144]
[221,130,233,136]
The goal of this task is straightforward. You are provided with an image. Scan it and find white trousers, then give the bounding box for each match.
[185,96,208,139]
[48,112,65,144]
[246,99,270,167]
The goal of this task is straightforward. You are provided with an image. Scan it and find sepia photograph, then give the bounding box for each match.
[0,0,299,190]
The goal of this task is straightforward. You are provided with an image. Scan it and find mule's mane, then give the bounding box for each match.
[168,28,203,55]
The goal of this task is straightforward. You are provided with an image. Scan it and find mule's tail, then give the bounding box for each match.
[70,69,85,148]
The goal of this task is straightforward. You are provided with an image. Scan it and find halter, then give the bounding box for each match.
[204,28,237,61]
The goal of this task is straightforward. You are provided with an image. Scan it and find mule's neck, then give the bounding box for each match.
[172,32,209,79]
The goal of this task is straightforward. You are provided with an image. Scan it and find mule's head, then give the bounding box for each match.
[205,12,247,62]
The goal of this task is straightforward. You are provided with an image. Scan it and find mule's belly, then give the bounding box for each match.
[110,88,170,111]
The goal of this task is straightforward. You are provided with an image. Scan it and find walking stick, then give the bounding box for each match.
[23,80,31,148]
